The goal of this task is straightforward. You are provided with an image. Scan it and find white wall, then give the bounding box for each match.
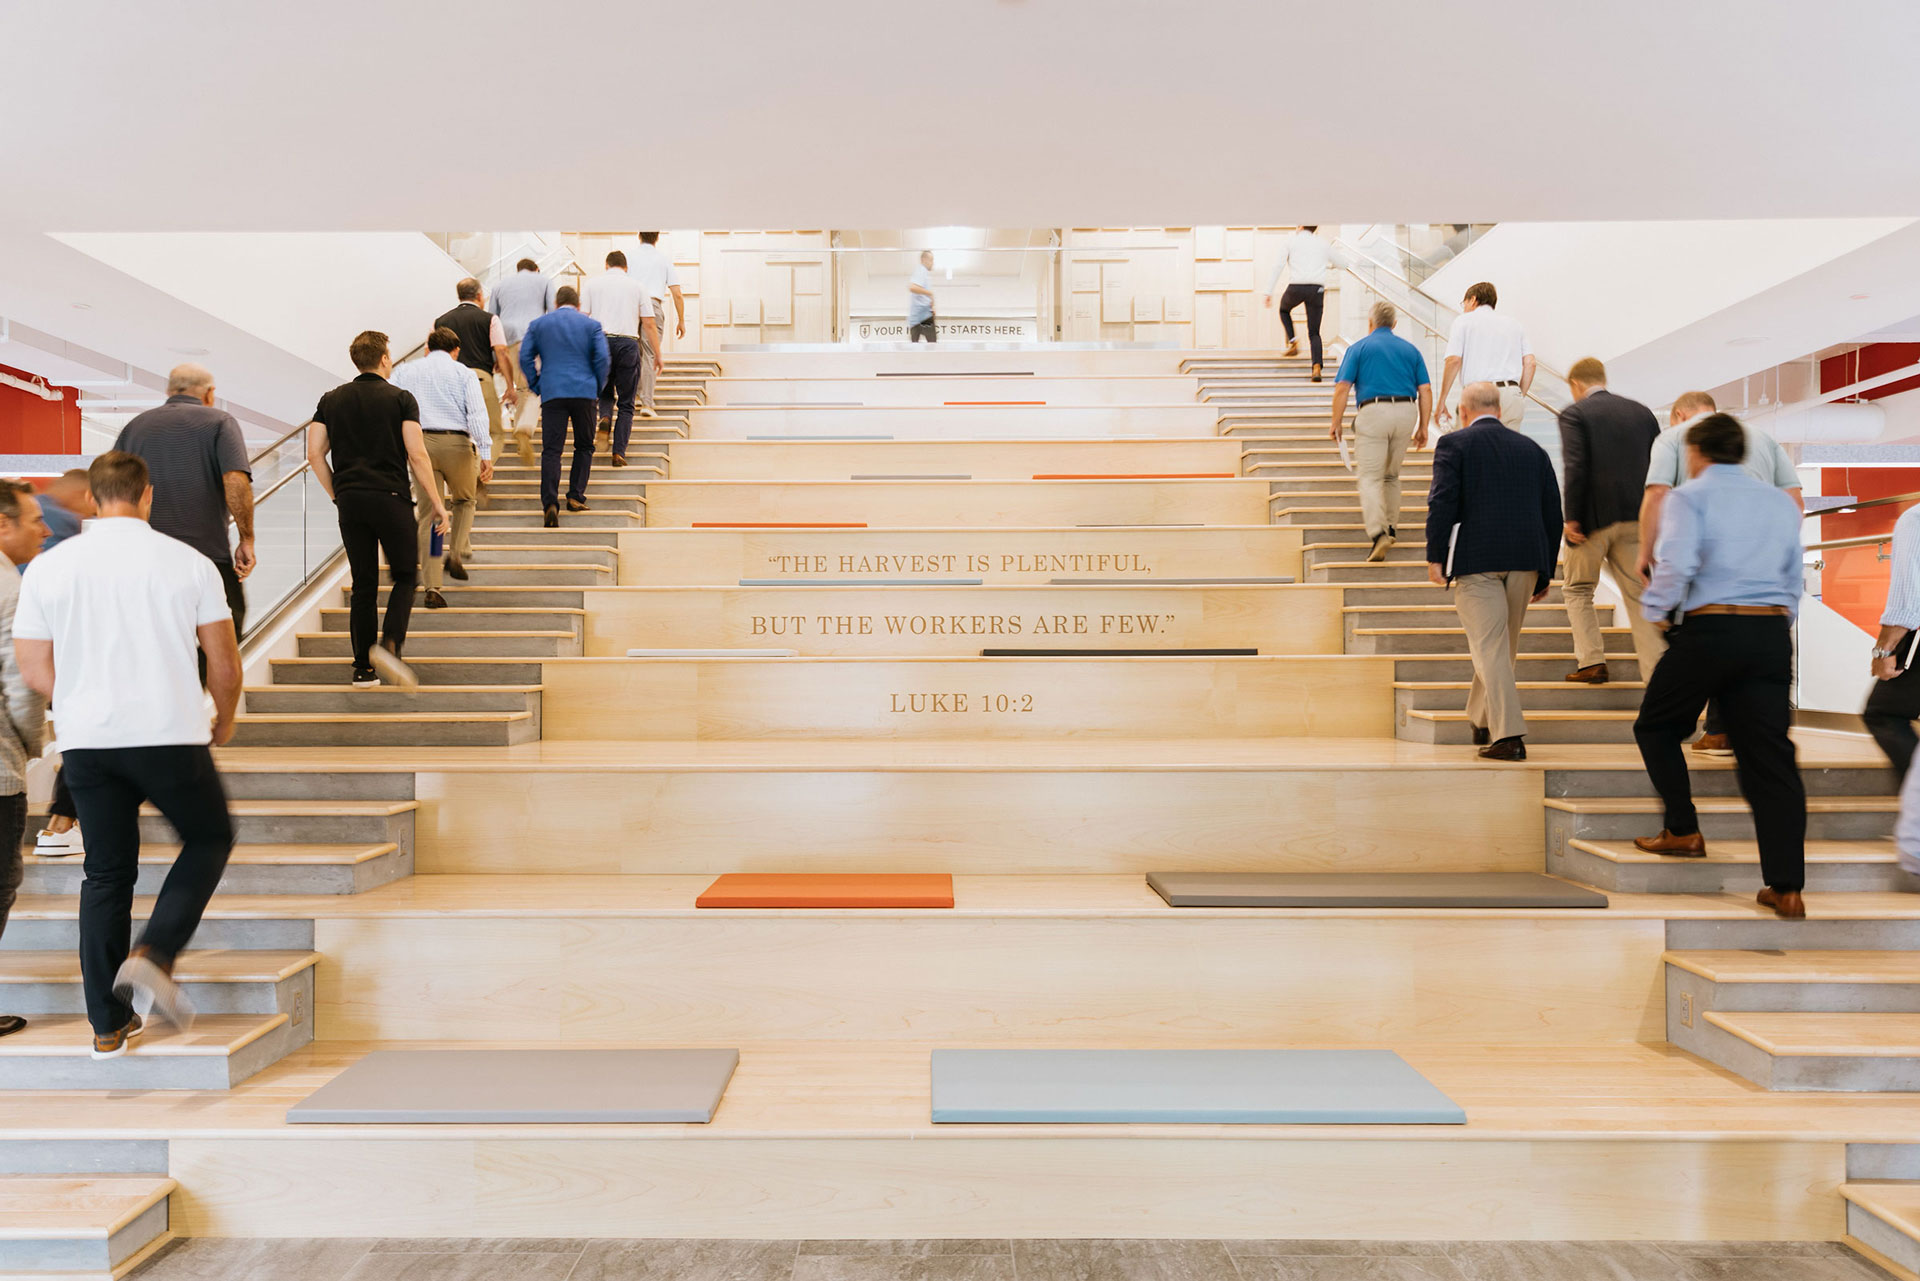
[1424,219,1920,404]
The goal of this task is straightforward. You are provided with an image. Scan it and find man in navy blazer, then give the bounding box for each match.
[1425,381,1564,760]
[518,285,610,527]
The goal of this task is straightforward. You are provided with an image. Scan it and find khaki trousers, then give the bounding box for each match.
[1562,519,1665,676]
[1352,400,1418,540]
[1454,570,1536,743]
[506,341,539,435]
[1498,384,1526,428]
[640,306,663,412]
[415,431,478,589]
[474,367,505,461]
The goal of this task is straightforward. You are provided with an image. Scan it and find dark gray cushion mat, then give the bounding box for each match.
[1146,872,1608,909]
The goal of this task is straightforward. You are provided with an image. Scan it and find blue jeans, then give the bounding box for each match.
[599,336,642,458]
[541,398,597,510]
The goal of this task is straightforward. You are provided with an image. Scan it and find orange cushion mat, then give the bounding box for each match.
[695,873,954,908]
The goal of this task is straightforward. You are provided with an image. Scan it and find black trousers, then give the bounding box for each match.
[600,335,642,457]
[65,745,233,1035]
[909,318,938,343]
[0,792,22,948]
[1863,659,1920,783]
[1278,283,1325,365]
[337,488,417,671]
[196,559,247,684]
[541,397,597,511]
[1632,614,1806,892]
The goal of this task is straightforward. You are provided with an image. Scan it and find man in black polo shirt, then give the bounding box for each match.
[308,331,448,688]
[435,278,517,464]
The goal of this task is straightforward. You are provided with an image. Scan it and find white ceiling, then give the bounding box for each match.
[8,1,1920,231]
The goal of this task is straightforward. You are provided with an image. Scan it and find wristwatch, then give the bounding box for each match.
[1874,648,1899,659]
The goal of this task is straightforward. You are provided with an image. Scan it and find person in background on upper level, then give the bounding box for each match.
[581,250,655,467]
[1426,381,1563,762]
[390,327,490,609]
[488,258,553,463]
[630,233,682,419]
[37,469,94,552]
[1555,357,1663,688]
[1638,390,1805,757]
[1262,225,1332,381]
[112,363,254,640]
[1631,413,1806,919]
[1864,501,1920,784]
[308,331,448,689]
[435,278,517,465]
[1329,301,1431,562]
[0,481,48,1040]
[908,250,938,343]
[1434,282,1534,429]
[519,286,611,528]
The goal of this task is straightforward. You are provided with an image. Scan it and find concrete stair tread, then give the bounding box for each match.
[31,799,418,820]
[1406,708,1640,723]
[234,712,534,725]
[1667,950,1920,984]
[295,629,576,640]
[25,842,399,868]
[0,1175,174,1239]
[245,685,540,696]
[1703,1011,1920,1057]
[1576,838,1897,866]
[1397,681,1647,692]
[1356,627,1630,636]
[318,607,584,618]
[0,950,319,984]
[0,1014,288,1056]
[1392,651,1611,662]
[381,564,612,574]
[1547,796,1896,815]
[1347,604,1597,616]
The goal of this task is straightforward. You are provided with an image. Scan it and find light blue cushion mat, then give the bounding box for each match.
[931,1049,1465,1124]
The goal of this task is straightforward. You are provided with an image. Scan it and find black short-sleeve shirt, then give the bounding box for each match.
[313,373,417,496]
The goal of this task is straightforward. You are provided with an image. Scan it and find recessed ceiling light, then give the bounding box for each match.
[169,346,211,356]
[1851,293,1872,300]
[1727,336,1769,346]
[70,302,91,310]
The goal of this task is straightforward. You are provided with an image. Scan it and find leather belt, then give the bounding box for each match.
[423,429,470,435]
[1683,604,1791,620]
[1358,396,1415,407]
[1494,379,1521,387]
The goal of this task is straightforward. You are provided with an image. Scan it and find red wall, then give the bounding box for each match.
[1821,466,1920,633]
[1820,343,1920,401]
[0,362,81,453]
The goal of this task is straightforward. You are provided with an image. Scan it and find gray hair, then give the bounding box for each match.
[1369,302,1397,329]
[166,363,214,397]
[1460,381,1503,415]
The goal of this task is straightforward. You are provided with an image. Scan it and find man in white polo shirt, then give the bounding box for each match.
[14,451,240,1059]
[629,232,681,419]
[580,250,659,468]
[1435,281,1535,429]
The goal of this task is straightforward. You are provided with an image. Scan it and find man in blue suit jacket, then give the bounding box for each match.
[518,285,610,527]
[1425,381,1564,760]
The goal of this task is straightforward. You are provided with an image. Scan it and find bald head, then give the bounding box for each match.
[1460,381,1503,418]
[166,363,215,401]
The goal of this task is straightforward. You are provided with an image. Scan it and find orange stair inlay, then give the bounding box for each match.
[695,873,955,908]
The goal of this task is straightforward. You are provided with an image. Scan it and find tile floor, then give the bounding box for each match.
[124,1237,1900,1280]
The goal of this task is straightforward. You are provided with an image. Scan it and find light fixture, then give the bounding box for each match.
[1851,293,1872,301]
[1727,336,1769,347]
[70,302,91,310]
[169,345,211,356]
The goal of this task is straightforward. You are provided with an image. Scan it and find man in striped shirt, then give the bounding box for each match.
[1865,502,1920,782]
[391,327,490,608]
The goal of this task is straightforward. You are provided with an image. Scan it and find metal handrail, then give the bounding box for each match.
[1806,533,1896,553]
[1808,490,1920,517]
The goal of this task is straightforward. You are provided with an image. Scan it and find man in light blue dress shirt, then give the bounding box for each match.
[489,259,554,448]
[1630,413,1808,918]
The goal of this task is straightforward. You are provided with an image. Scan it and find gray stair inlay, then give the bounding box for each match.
[1049,577,1296,585]
[930,1048,1466,1124]
[288,1048,739,1123]
[1146,872,1608,909]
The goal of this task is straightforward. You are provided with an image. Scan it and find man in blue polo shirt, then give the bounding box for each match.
[1330,302,1433,561]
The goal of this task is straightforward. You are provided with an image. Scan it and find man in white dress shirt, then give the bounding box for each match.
[1261,225,1333,381]
[391,327,492,607]
[629,233,682,417]
[1435,282,1535,429]
[580,251,659,467]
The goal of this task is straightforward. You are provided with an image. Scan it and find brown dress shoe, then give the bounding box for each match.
[1633,829,1707,858]
[1478,736,1527,761]
[1311,364,1324,383]
[1692,733,1733,757]
[1283,340,1300,357]
[566,498,593,513]
[1565,663,1609,684]
[611,454,627,468]
[1758,887,1807,919]
[1471,726,1490,746]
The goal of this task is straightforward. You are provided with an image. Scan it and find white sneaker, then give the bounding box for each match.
[34,826,82,858]
[113,955,194,1030]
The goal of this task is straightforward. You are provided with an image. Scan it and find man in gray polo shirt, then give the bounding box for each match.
[113,363,254,636]
[488,258,554,458]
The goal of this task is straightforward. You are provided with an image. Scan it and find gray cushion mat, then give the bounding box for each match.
[287,1049,739,1124]
[931,1048,1466,1124]
[1145,872,1608,909]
